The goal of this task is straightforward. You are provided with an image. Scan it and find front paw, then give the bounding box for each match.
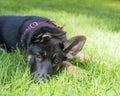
[62,61,85,77]
[75,51,90,62]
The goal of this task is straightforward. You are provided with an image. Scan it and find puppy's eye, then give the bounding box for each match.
[36,54,41,58]
[54,58,61,64]
[36,51,44,57]
[36,54,42,61]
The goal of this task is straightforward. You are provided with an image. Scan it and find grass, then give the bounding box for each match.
[0,0,120,96]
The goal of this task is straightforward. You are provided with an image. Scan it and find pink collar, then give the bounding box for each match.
[24,20,63,35]
[24,20,50,34]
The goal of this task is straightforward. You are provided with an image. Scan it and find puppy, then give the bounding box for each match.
[0,16,87,82]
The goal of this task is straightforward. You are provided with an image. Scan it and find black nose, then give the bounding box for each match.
[63,56,67,61]
[33,73,50,83]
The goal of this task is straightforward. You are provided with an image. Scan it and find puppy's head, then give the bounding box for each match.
[25,25,86,82]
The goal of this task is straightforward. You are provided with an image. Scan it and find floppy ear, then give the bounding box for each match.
[31,33,51,43]
[64,35,86,59]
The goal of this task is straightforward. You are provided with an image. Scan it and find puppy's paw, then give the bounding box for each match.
[62,61,85,77]
[75,51,90,62]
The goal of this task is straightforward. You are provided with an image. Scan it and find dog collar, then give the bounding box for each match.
[24,20,50,35]
[21,20,65,48]
[24,20,63,35]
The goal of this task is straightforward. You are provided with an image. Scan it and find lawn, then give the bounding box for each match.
[0,0,120,96]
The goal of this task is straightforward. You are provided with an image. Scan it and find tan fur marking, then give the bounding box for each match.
[36,34,42,38]
[34,39,40,43]
[27,55,32,62]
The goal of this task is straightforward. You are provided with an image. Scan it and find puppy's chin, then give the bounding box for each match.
[33,74,50,83]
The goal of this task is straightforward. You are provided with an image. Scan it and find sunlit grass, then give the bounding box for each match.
[0,0,120,96]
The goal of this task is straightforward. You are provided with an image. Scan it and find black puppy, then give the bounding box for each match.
[0,16,86,81]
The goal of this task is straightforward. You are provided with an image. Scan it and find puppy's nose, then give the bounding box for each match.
[63,56,67,61]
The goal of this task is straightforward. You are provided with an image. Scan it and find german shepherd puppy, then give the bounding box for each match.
[0,16,86,82]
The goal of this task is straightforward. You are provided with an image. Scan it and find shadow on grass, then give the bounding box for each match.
[0,0,120,32]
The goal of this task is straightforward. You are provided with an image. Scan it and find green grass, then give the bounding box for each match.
[0,0,120,96]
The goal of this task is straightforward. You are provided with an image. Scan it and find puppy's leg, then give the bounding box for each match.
[74,51,90,62]
[62,61,85,77]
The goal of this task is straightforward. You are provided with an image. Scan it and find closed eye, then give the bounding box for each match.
[36,54,43,61]
[35,50,43,57]
[36,54,41,58]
